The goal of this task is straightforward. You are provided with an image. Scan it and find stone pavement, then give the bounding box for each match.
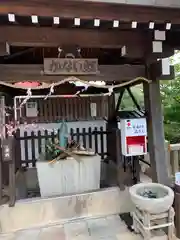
[0,215,142,240]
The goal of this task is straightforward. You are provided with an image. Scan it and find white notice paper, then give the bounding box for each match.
[152,41,163,53]
[154,30,166,41]
[162,58,170,75]
[90,103,97,117]
[26,102,38,117]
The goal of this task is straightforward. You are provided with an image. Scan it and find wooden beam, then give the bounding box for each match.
[0,26,146,51]
[0,26,174,59]
[167,32,180,49]
[0,64,145,82]
[1,0,180,24]
[149,60,175,81]
[151,43,174,60]
[145,39,175,63]
[142,32,175,61]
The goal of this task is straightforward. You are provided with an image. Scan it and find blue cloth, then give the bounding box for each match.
[59,121,68,148]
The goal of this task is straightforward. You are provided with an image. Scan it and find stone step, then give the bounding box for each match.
[0,187,134,234]
[0,214,177,240]
[0,215,142,240]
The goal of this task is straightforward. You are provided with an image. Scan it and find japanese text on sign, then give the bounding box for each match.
[132,124,145,134]
[44,58,98,75]
[125,118,147,137]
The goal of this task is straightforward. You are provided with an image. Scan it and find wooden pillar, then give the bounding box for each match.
[143,80,169,185]
[0,140,2,203]
[108,93,116,119]
[2,137,16,206]
[106,93,116,162]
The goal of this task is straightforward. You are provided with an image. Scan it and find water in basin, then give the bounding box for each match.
[137,186,168,199]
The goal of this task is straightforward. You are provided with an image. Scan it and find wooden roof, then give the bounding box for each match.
[70,0,180,9]
[0,0,176,85]
[1,0,180,24]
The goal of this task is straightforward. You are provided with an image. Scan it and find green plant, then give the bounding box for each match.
[45,138,62,160]
[161,53,180,143]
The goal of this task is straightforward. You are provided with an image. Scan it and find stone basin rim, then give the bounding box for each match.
[129,183,174,202]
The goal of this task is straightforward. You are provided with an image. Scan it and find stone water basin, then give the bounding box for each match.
[129,183,174,214]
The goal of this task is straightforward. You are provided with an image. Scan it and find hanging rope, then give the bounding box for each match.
[44,83,55,100]
[0,76,151,90]
[19,88,32,107]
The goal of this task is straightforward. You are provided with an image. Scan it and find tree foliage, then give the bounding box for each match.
[116,53,180,143]
[161,58,180,143]
[115,85,144,111]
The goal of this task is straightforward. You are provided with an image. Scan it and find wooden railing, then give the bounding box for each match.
[143,142,180,178]
[168,143,180,176]
[14,126,108,168]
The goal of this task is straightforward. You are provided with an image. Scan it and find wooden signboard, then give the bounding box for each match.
[44,58,98,75]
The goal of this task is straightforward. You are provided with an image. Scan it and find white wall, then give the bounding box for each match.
[19,120,107,165]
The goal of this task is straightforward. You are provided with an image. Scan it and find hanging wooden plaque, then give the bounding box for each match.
[44,58,98,75]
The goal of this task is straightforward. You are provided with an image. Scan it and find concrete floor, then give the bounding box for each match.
[0,215,142,240]
[0,171,172,240]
